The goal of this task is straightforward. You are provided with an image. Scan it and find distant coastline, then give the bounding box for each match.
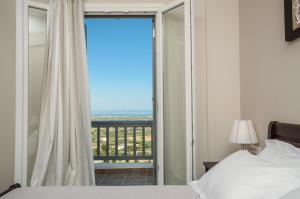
[91,110,153,121]
[91,110,153,117]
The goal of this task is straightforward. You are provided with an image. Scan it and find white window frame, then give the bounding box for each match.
[160,0,194,184]
[15,0,195,187]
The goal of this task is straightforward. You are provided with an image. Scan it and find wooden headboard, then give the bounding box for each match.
[268,121,300,148]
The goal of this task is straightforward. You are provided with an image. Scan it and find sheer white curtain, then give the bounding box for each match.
[30,0,95,186]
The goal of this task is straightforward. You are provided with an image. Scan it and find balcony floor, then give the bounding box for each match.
[95,168,155,186]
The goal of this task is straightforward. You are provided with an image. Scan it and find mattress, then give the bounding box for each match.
[2,185,200,199]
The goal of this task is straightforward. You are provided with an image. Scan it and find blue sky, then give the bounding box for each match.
[85,18,153,115]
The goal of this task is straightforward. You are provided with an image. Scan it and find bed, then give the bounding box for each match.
[2,121,300,199]
[267,121,300,148]
[280,187,300,199]
[190,121,300,199]
[0,186,199,199]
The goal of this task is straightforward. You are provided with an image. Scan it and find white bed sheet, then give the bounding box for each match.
[2,186,200,199]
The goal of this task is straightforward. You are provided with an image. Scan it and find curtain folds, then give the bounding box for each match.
[30,0,95,186]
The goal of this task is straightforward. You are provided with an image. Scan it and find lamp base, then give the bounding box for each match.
[240,144,249,150]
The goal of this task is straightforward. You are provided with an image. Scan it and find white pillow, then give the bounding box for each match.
[259,140,300,166]
[264,139,300,156]
[191,150,300,199]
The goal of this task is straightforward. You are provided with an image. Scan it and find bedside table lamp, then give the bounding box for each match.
[230,120,258,150]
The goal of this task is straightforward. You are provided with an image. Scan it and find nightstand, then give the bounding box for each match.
[203,162,218,172]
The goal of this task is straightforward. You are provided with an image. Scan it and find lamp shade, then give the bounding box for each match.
[230,120,258,144]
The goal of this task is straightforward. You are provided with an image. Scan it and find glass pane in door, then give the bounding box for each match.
[27,7,47,185]
[163,4,186,185]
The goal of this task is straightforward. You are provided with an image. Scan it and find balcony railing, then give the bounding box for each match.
[91,121,153,161]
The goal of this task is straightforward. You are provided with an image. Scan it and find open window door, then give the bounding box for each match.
[156,0,193,185]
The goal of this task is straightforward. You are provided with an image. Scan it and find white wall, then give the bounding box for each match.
[193,0,209,178]
[205,0,240,161]
[193,0,240,178]
[0,0,16,192]
[240,0,300,144]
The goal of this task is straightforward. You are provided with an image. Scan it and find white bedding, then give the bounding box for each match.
[280,186,300,199]
[191,150,300,199]
[2,186,200,199]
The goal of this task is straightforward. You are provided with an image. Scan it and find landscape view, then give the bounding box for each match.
[92,111,153,121]
[86,18,154,165]
[91,112,153,164]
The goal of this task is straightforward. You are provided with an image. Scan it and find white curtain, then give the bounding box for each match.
[30,0,95,186]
